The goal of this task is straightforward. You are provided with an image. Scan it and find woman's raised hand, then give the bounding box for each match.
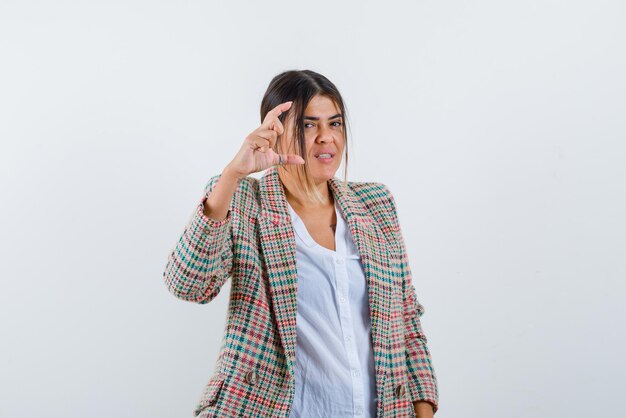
[225,101,305,179]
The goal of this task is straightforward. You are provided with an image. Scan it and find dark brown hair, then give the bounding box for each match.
[260,69,350,204]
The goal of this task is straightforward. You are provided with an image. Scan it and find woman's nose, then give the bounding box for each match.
[317,126,334,142]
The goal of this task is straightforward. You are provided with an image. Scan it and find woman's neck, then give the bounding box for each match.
[278,168,333,210]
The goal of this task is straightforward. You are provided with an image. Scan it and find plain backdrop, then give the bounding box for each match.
[1,1,624,417]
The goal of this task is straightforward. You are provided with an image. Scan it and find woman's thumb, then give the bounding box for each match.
[276,154,305,165]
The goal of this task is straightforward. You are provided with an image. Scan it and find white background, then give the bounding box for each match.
[1,1,624,417]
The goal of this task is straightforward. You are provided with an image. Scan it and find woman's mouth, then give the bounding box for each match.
[315,153,334,163]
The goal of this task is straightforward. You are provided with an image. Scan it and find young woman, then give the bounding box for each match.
[163,70,439,417]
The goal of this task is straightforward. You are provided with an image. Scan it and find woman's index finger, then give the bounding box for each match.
[263,101,293,126]
[273,101,293,114]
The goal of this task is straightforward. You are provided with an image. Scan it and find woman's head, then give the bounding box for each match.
[260,70,350,204]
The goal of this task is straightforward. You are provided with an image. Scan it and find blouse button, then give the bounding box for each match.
[395,384,406,397]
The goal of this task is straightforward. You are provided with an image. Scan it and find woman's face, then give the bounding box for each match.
[280,94,345,183]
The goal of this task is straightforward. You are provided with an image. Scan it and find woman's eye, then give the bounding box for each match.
[303,121,342,128]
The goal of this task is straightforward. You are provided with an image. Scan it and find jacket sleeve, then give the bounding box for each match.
[163,174,235,304]
[383,185,440,414]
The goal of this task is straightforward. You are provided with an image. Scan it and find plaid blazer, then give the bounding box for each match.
[163,166,439,417]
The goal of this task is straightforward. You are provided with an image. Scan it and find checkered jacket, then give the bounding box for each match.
[163,166,439,417]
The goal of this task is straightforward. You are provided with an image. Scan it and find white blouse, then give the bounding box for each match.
[286,198,378,418]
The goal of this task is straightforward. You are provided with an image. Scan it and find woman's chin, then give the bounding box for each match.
[312,168,338,182]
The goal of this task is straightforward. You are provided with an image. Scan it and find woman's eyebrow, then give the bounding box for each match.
[303,113,343,121]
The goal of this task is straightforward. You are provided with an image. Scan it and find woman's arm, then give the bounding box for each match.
[163,168,241,304]
[383,185,440,414]
[163,100,300,304]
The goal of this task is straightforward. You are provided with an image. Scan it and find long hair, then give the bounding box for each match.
[260,69,350,204]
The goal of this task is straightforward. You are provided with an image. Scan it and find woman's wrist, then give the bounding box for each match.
[413,400,435,417]
[222,164,246,181]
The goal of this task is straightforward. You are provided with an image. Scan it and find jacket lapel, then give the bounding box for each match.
[258,166,392,385]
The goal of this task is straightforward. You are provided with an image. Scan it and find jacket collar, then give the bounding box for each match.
[258,165,372,227]
[257,166,392,385]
